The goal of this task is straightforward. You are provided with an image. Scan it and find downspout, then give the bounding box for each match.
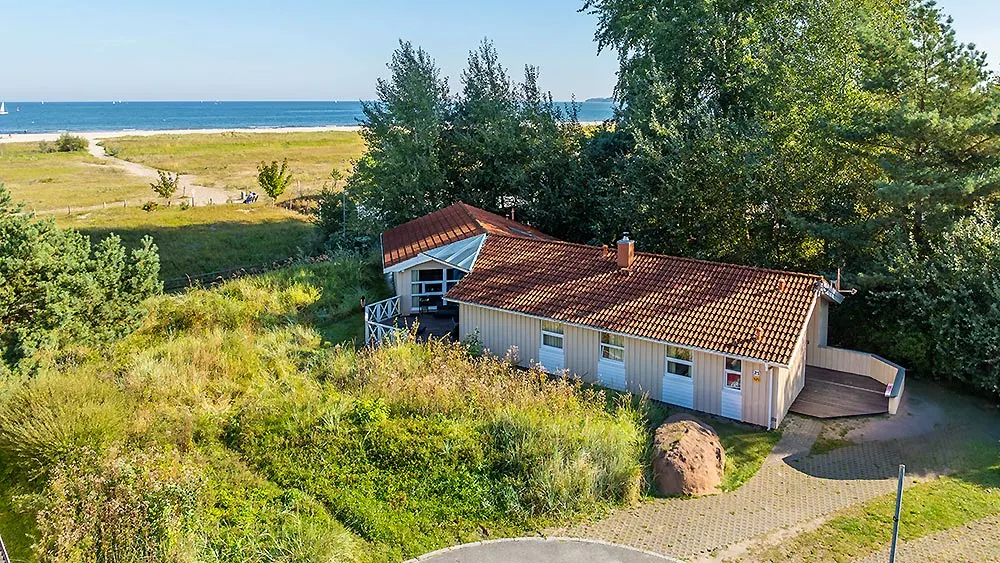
[766,364,774,431]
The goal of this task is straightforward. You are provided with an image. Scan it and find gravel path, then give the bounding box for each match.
[86,137,233,206]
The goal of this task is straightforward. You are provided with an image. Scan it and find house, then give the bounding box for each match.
[380,202,554,316]
[367,203,905,429]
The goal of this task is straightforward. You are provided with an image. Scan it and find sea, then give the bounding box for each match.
[0,101,616,135]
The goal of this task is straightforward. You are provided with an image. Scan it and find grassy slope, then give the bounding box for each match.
[56,204,316,281]
[0,262,649,562]
[0,142,150,210]
[107,131,366,198]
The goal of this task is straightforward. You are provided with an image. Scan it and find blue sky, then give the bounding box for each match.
[2,0,997,102]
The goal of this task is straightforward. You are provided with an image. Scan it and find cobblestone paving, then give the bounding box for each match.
[548,414,970,561]
[853,515,1000,563]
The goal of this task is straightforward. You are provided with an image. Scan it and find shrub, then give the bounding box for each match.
[103,143,121,157]
[55,133,88,152]
[227,339,645,558]
[0,372,130,484]
[150,170,180,201]
[30,448,202,563]
[257,159,293,202]
[142,201,159,212]
[0,184,162,370]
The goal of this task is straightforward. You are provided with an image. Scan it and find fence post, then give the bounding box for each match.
[362,297,369,345]
[889,464,905,563]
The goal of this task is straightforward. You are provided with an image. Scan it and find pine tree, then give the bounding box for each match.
[347,41,451,228]
[841,0,1000,254]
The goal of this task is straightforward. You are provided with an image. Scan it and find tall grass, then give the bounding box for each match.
[228,339,645,560]
[0,259,646,562]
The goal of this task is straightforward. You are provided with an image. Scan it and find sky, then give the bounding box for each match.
[1,0,997,102]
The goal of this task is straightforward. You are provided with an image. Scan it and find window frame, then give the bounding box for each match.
[600,332,625,363]
[665,344,694,378]
[725,357,742,390]
[410,267,466,309]
[540,320,564,350]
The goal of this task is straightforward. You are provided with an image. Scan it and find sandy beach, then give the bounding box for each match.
[0,125,363,144]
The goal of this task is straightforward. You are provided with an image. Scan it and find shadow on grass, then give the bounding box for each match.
[77,217,316,281]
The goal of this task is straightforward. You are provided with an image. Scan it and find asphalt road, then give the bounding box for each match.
[411,538,683,563]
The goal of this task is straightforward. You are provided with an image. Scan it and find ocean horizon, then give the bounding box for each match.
[0,100,616,135]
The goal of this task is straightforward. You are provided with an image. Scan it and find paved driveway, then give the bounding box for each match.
[547,383,998,561]
[410,538,681,563]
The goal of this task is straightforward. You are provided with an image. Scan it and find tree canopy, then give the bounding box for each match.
[331,0,1000,397]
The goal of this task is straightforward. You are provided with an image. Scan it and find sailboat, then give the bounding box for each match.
[0,102,7,115]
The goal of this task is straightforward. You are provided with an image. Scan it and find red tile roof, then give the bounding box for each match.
[445,236,824,365]
[381,203,553,269]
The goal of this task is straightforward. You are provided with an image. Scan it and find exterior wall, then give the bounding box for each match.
[395,261,453,316]
[740,359,772,428]
[459,302,785,428]
[624,336,665,399]
[806,298,829,356]
[458,303,539,368]
[564,325,599,381]
[394,269,412,315]
[692,351,724,416]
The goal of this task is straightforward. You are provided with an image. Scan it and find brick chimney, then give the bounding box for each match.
[617,233,635,269]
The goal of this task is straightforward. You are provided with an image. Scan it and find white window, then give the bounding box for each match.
[725,357,742,390]
[666,345,693,378]
[600,332,625,362]
[410,268,465,309]
[541,320,564,349]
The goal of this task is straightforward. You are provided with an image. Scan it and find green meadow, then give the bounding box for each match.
[106,130,366,198]
[56,204,317,282]
[0,142,150,211]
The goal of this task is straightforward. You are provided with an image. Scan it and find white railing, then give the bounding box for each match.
[366,295,399,323]
[365,296,403,346]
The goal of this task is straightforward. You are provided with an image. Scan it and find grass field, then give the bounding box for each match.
[0,142,151,210]
[0,262,646,562]
[57,204,316,281]
[106,130,366,198]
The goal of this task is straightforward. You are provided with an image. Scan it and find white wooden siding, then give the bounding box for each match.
[458,303,539,368]
[721,388,742,420]
[538,345,565,373]
[459,303,782,427]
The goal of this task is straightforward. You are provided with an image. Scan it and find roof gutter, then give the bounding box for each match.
[445,298,792,369]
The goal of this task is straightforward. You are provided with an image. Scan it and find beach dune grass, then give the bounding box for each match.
[57,204,316,281]
[108,130,365,198]
[0,141,151,210]
[0,261,645,562]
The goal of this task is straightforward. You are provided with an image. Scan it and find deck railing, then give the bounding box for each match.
[364,296,404,346]
[808,346,906,414]
[1,530,10,563]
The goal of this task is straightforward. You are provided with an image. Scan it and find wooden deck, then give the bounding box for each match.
[789,366,889,419]
[389,313,458,342]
